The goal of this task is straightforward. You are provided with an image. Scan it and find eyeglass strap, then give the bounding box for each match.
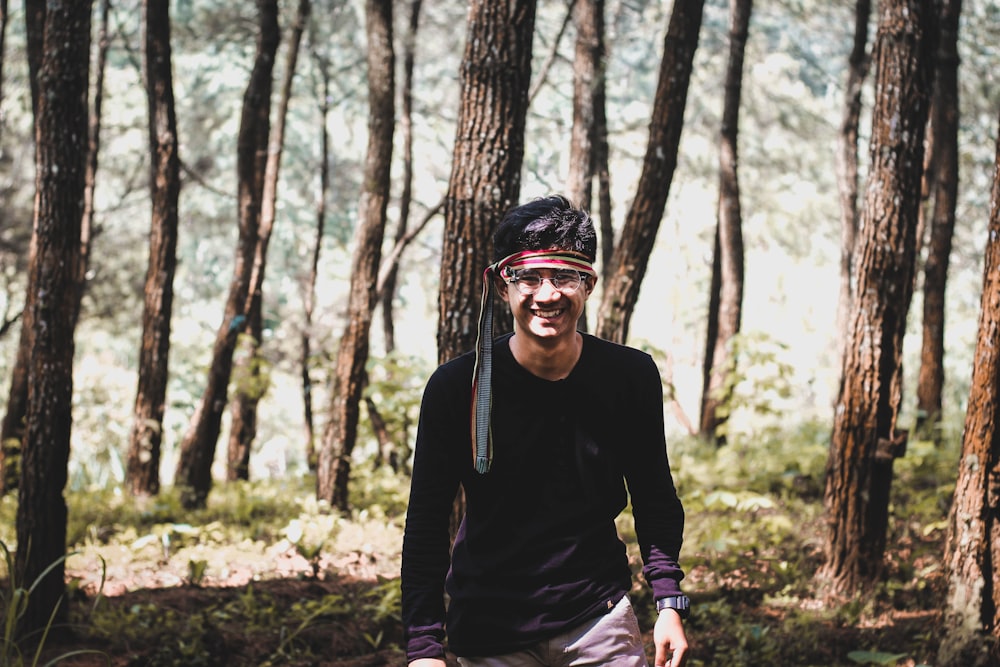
[471,249,596,474]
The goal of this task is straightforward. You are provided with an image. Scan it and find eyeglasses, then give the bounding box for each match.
[504,269,586,295]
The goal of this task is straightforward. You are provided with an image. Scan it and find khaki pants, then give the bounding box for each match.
[457,595,648,667]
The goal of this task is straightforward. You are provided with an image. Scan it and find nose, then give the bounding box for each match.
[533,278,562,300]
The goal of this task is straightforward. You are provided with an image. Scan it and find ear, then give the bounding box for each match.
[583,275,597,295]
[494,275,510,303]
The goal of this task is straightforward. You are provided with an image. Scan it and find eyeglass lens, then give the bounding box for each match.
[511,270,583,295]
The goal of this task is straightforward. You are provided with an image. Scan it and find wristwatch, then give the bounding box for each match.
[655,595,691,619]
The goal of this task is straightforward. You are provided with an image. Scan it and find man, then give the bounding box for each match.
[402,195,689,667]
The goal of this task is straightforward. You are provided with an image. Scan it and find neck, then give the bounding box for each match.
[509,331,583,381]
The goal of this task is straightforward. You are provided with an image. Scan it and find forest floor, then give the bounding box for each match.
[5,459,960,667]
[37,522,945,667]
[43,577,941,667]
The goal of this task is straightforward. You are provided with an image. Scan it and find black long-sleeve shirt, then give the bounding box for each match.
[401,333,685,661]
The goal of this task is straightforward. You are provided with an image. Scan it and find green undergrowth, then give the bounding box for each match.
[0,421,963,665]
[622,419,957,667]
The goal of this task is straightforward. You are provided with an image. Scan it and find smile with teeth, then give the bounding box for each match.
[533,307,564,318]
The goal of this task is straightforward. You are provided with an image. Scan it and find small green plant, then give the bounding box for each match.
[847,650,909,665]
[186,559,208,587]
[363,576,402,625]
[269,593,349,660]
[0,541,108,667]
[282,516,335,578]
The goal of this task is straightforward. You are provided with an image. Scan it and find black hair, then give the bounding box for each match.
[492,195,598,263]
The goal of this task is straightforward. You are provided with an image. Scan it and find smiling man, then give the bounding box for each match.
[402,195,689,667]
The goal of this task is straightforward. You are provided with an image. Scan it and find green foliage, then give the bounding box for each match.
[82,574,359,666]
[357,351,430,466]
[186,560,208,587]
[707,331,796,443]
[231,334,273,402]
[346,464,411,520]
[358,577,402,650]
[0,541,108,667]
[846,651,909,665]
[653,404,952,666]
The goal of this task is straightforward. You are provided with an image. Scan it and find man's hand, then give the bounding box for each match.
[408,660,447,667]
[653,608,688,667]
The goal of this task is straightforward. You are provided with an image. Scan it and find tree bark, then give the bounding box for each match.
[15,0,91,638]
[228,0,311,482]
[437,0,536,536]
[699,0,750,445]
[566,0,601,213]
[380,0,422,355]
[437,0,536,363]
[566,0,603,333]
[0,0,104,495]
[175,0,278,509]
[833,0,872,371]
[594,0,704,344]
[0,0,46,496]
[23,0,42,116]
[938,106,1000,667]
[915,0,961,439]
[127,0,181,497]
[0,0,7,149]
[75,0,108,328]
[700,228,722,435]
[301,39,332,473]
[316,0,394,510]
[594,52,613,283]
[818,0,934,598]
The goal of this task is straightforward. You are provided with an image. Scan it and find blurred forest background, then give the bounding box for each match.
[2,0,996,488]
[1,0,1000,664]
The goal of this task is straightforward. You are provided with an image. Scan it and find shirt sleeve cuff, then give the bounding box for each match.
[651,577,684,599]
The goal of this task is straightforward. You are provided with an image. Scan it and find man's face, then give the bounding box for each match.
[498,266,594,345]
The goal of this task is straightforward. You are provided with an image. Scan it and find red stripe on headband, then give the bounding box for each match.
[499,249,596,276]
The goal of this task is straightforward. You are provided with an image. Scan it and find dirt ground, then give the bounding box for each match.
[41,573,941,667]
[34,529,945,666]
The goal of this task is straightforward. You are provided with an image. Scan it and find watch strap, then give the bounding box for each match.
[655,594,690,619]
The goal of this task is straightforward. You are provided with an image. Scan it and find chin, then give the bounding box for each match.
[528,322,570,338]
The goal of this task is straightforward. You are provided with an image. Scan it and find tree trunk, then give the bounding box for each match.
[75,0,108,328]
[938,106,1000,667]
[437,0,536,362]
[0,0,44,496]
[566,0,603,333]
[15,0,91,639]
[0,271,30,493]
[316,0,394,510]
[834,0,872,371]
[594,0,704,344]
[380,0,422,355]
[0,0,104,495]
[0,0,7,149]
[700,228,721,435]
[301,43,332,473]
[174,0,278,509]
[566,0,601,212]
[915,0,960,440]
[366,393,397,471]
[818,0,933,599]
[226,325,262,481]
[127,0,181,497]
[594,55,613,283]
[228,0,311,482]
[699,0,750,445]
[437,0,536,535]
[24,0,42,116]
